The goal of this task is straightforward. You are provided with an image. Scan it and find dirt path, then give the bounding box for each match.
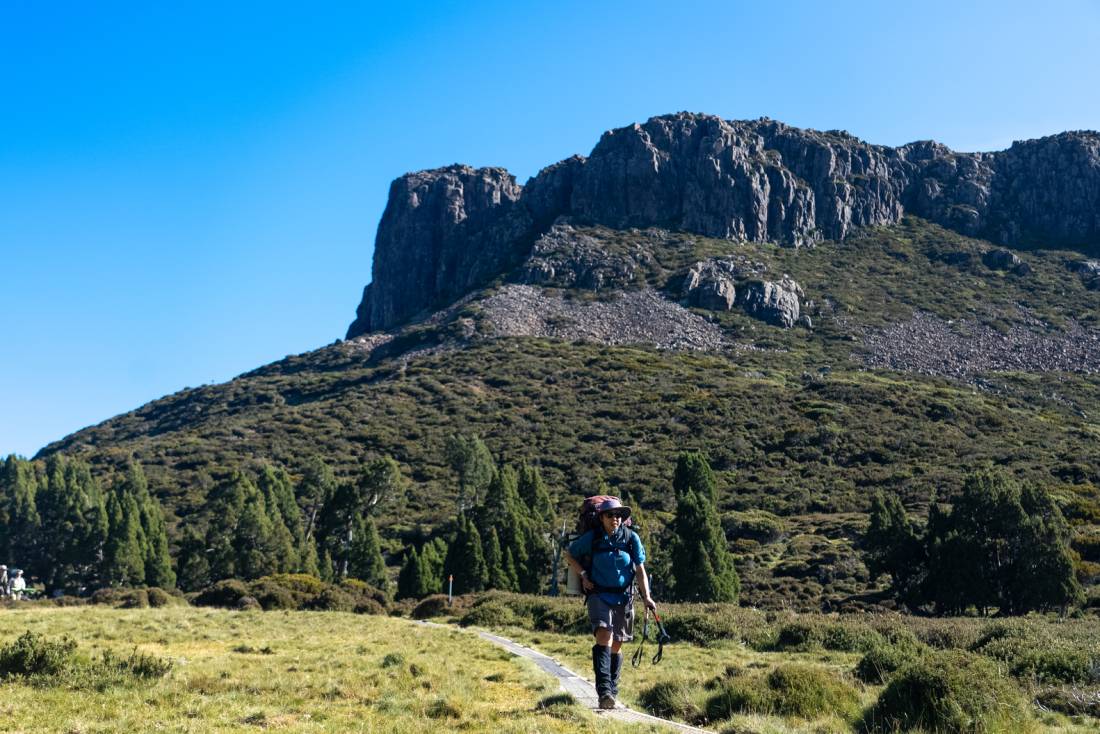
[418,621,714,733]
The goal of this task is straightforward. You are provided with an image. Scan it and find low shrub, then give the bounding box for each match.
[88,587,155,608]
[532,604,588,634]
[0,632,79,678]
[89,588,123,606]
[145,587,174,607]
[236,596,262,611]
[118,589,149,609]
[248,579,298,610]
[96,648,173,680]
[971,621,1096,684]
[194,579,250,608]
[855,644,921,684]
[306,586,356,612]
[0,632,171,689]
[1035,684,1100,718]
[380,652,405,668]
[411,595,451,619]
[339,578,389,608]
[773,621,819,651]
[196,575,389,614]
[639,679,702,720]
[862,650,1032,733]
[458,600,518,628]
[353,597,386,615]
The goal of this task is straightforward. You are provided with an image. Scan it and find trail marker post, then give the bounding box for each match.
[447,574,453,606]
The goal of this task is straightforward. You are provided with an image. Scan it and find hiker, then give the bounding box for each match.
[564,497,656,710]
[9,570,25,600]
[0,565,8,597]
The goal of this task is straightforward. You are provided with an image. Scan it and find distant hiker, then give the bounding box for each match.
[564,497,656,710]
[9,570,26,600]
[0,565,7,597]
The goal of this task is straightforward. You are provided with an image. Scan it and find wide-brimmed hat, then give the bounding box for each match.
[596,497,632,519]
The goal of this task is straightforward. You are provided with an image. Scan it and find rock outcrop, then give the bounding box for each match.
[346,165,532,338]
[518,222,651,291]
[348,114,1100,337]
[678,258,806,328]
[737,277,805,328]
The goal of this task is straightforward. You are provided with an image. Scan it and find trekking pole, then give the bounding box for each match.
[631,607,650,668]
[651,610,671,664]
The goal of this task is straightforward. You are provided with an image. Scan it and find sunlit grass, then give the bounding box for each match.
[0,607,657,733]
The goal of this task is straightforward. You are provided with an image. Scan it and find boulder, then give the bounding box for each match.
[737,277,805,328]
[982,248,1028,274]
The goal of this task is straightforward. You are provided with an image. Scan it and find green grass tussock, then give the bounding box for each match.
[855,644,923,684]
[704,664,862,722]
[639,679,704,721]
[862,650,1034,734]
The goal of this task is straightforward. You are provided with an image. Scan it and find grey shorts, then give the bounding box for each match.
[586,594,635,642]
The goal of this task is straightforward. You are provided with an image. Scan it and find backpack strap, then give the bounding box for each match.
[588,529,639,595]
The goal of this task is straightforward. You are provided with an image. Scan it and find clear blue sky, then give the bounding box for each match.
[2,1,1099,458]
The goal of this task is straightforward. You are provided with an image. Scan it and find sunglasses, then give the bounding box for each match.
[602,511,627,519]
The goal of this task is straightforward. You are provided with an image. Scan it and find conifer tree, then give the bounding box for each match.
[348,515,389,592]
[445,515,487,594]
[922,472,1083,614]
[673,452,717,503]
[666,453,738,603]
[445,435,495,510]
[419,539,445,594]
[256,465,302,573]
[319,549,336,582]
[204,471,282,582]
[484,467,526,552]
[297,457,337,543]
[518,464,554,526]
[397,547,432,599]
[36,455,109,592]
[103,487,146,586]
[484,527,516,591]
[0,456,41,567]
[863,491,924,605]
[125,463,175,588]
[175,526,210,591]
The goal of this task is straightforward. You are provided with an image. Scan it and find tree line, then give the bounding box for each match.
[1,447,1084,617]
[0,455,174,592]
[863,470,1083,615]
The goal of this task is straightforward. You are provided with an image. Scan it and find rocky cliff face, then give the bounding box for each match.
[345,165,532,337]
[347,113,1100,337]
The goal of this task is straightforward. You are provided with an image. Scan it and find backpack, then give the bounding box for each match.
[575,495,638,597]
[576,495,634,535]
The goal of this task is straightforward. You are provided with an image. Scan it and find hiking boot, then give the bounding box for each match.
[599,693,617,710]
[609,652,623,697]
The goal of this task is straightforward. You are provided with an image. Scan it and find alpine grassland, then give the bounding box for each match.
[0,604,657,733]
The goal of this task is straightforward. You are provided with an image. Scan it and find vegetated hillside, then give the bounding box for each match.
[40,218,1100,610]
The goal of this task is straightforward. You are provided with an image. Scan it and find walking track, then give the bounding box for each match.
[417,621,715,733]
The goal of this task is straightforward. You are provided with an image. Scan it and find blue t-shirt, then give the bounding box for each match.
[569,527,646,606]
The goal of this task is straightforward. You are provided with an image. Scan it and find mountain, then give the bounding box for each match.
[38,113,1100,610]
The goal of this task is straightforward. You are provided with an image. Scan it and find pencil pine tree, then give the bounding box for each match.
[665,454,738,603]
